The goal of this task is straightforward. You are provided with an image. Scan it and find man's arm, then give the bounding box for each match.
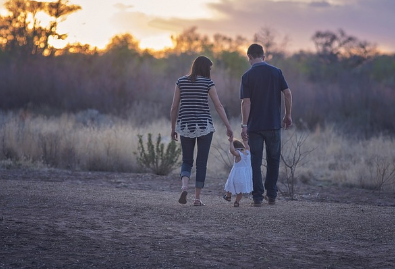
[282,88,292,129]
[241,98,251,140]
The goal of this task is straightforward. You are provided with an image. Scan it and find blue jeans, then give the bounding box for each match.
[248,129,281,201]
[180,132,213,189]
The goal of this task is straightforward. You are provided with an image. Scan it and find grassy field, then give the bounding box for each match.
[1,109,394,192]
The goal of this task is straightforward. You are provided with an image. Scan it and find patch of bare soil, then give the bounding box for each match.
[1,168,395,269]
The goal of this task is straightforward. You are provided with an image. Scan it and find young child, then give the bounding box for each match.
[223,138,253,207]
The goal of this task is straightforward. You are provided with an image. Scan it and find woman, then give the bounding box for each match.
[170,56,233,206]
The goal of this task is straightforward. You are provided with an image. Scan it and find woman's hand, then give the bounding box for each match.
[171,131,178,141]
[226,127,233,140]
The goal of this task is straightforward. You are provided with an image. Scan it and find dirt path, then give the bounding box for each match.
[1,169,395,269]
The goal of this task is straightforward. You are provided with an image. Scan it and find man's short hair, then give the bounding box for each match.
[247,44,264,59]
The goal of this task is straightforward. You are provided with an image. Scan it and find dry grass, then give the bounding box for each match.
[0,110,160,172]
[287,125,395,191]
[1,111,394,192]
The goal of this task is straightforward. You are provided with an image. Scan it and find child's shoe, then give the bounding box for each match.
[223,194,231,202]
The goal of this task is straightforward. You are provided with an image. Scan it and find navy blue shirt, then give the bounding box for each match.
[240,62,288,131]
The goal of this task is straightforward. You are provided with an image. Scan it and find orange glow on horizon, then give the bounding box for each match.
[1,0,394,54]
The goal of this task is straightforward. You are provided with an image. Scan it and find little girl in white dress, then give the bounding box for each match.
[223,138,253,207]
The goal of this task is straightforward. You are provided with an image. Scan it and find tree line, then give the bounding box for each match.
[1,0,395,137]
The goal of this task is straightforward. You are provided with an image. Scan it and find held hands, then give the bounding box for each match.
[241,129,248,141]
[226,127,233,141]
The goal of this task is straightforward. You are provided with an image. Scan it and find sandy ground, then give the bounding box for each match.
[1,168,395,269]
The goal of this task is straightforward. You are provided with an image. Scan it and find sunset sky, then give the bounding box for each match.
[1,0,394,53]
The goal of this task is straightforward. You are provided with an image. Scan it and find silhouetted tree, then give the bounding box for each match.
[213,33,247,54]
[170,27,213,55]
[253,26,289,60]
[0,0,81,57]
[105,33,140,53]
[312,29,376,67]
[56,42,98,55]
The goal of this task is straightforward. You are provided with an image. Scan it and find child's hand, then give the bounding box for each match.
[228,137,233,142]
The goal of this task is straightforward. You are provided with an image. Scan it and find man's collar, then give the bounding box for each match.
[252,62,267,67]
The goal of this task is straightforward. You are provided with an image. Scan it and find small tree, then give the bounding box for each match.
[211,140,233,174]
[280,130,314,199]
[366,155,395,192]
[134,133,181,176]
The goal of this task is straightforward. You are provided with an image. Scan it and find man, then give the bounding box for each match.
[240,44,292,206]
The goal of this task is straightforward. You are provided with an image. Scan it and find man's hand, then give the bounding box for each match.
[241,128,248,141]
[282,115,292,130]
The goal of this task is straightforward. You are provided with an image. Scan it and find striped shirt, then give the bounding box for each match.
[175,75,216,138]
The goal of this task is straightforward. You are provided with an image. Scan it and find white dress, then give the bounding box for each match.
[224,150,253,195]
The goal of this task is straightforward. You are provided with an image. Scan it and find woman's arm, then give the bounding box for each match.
[170,85,180,141]
[208,86,233,139]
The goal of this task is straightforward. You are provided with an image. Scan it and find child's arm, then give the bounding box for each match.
[242,139,250,151]
[229,138,240,158]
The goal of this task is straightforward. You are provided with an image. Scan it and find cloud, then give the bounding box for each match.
[309,1,332,8]
[113,3,134,11]
[142,0,395,52]
[110,10,172,38]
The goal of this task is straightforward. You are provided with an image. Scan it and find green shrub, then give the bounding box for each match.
[135,133,181,175]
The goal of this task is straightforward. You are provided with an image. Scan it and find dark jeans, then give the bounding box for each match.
[180,132,213,189]
[248,129,281,202]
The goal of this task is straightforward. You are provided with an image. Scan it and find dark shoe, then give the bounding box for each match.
[178,191,188,204]
[250,201,262,207]
[234,201,240,207]
[264,196,276,205]
[223,194,231,202]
